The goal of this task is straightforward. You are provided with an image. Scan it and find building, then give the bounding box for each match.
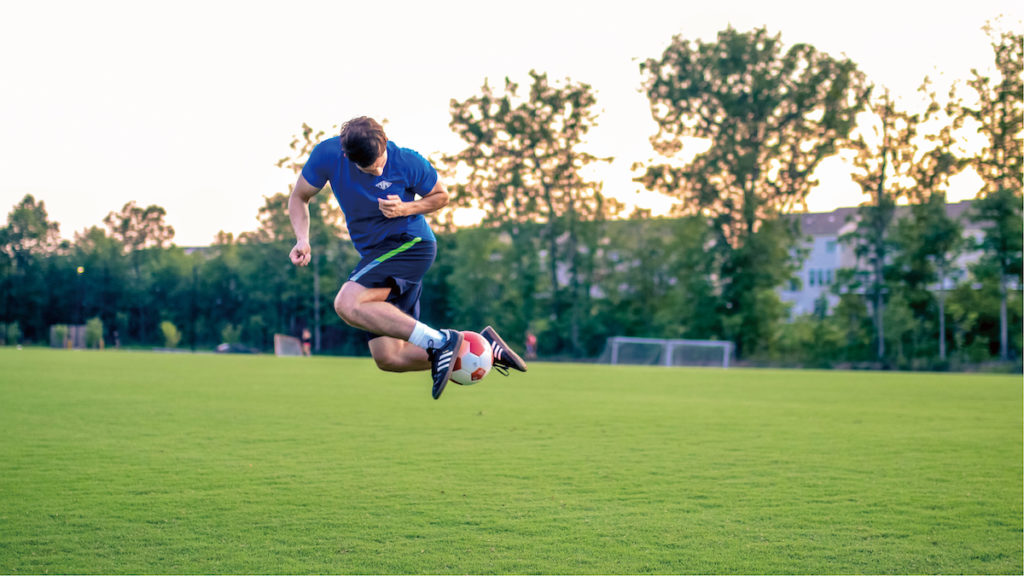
[780,200,980,316]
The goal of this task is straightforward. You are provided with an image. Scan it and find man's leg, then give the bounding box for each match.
[335,282,417,341]
[367,336,430,372]
[335,280,463,398]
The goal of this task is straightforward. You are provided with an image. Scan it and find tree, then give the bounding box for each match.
[968,188,1023,360]
[638,26,868,356]
[446,71,618,354]
[953,26,1023,361]
[101,201,176,343]
[844,89,942,363]
[899,85,967,364]
[592,214,715,347]
[103,201,175,251]
[1,195,63,341]
[69,226,129,345]
[2,194,61,257]
[891,193,965,363]
[888,92,965,365]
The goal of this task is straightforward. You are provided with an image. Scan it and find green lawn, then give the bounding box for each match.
[0,347,1020,574]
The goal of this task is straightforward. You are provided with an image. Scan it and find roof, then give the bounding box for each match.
[794,200,976,237]
[797,207,859,236]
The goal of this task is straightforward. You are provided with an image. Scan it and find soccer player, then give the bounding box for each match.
[287,117,527,399]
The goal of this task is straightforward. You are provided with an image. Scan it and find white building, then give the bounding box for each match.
[780,200,980,316]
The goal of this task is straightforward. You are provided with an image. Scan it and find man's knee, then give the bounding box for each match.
[334,283,365,326]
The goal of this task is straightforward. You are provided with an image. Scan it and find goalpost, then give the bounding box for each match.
[274,334,304,357]
[602,336,734,369]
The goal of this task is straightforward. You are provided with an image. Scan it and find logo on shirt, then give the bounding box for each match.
[375,181,393,191]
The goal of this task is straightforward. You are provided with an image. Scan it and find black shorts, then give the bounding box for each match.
[348,233,437,342]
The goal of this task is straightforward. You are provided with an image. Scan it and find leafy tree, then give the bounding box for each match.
[850,82,965,365]
[445,227,517,334]
[842,90,923,363]
[103,201,175,250]
[638,26,868,357]
[1,195,63,341]
[897,84,967,363]
[967,190,1023,359]
[952,26,1023,361]
[593,215,715,348]
[446,71,618,354]
[68,226,129,344]
[101,201,176,343]
[2,194,61,256]
[891,194,965,363]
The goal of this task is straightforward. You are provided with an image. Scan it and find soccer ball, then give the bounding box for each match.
[450,331,493,386]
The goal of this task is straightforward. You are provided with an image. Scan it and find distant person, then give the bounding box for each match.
[288,116,527,399]
[301,328,312,357]
[525,330,537,360]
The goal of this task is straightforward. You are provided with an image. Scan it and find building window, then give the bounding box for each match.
[826,240,838,254]
[809,270,815,286]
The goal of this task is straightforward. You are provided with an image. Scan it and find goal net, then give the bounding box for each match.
[274,334,304,357]
[599,337,734,368]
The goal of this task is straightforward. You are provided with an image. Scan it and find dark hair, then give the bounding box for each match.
[340,117,387,168]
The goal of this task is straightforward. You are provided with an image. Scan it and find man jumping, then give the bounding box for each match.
[288,116,526,399]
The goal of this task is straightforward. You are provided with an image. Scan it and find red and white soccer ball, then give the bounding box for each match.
[450,331,493,386]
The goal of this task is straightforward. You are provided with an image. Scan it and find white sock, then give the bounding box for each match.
[408,321,445,350]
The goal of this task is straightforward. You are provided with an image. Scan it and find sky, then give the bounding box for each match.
[1,0,1020,246]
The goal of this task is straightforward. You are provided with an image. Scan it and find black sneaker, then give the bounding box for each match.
[427,329,464,400]
[481,326,528,375]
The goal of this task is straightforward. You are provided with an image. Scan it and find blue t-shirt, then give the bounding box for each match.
[301,138,438,255]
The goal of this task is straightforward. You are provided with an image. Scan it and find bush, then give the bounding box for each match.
[160,321,182,349]
[85,317,104,349]
[221,323,242,345]
[7,322,20,346]
[52,324,69,348]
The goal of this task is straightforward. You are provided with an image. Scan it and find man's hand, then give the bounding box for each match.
[378,194,407,219]
[290,240,312,267]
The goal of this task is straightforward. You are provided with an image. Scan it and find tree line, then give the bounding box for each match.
[1,25,1020,370]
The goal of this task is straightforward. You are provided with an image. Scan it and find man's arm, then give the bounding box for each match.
[377,179,450,219]
[289,174,323,267]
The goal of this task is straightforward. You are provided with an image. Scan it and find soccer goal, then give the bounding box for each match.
[274,334,303,357]
[601,336,734,368]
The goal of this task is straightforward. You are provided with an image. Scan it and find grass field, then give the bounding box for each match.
[0,348,1020,574]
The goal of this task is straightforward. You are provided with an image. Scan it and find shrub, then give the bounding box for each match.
[221,323,242,345]
[160,321,182,349]
[6,322,20,346]
[52,324,69,348]
[85,317,104,349]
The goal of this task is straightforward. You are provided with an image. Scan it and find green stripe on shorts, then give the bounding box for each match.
[376,236,422,263]
[350,236,423,283]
